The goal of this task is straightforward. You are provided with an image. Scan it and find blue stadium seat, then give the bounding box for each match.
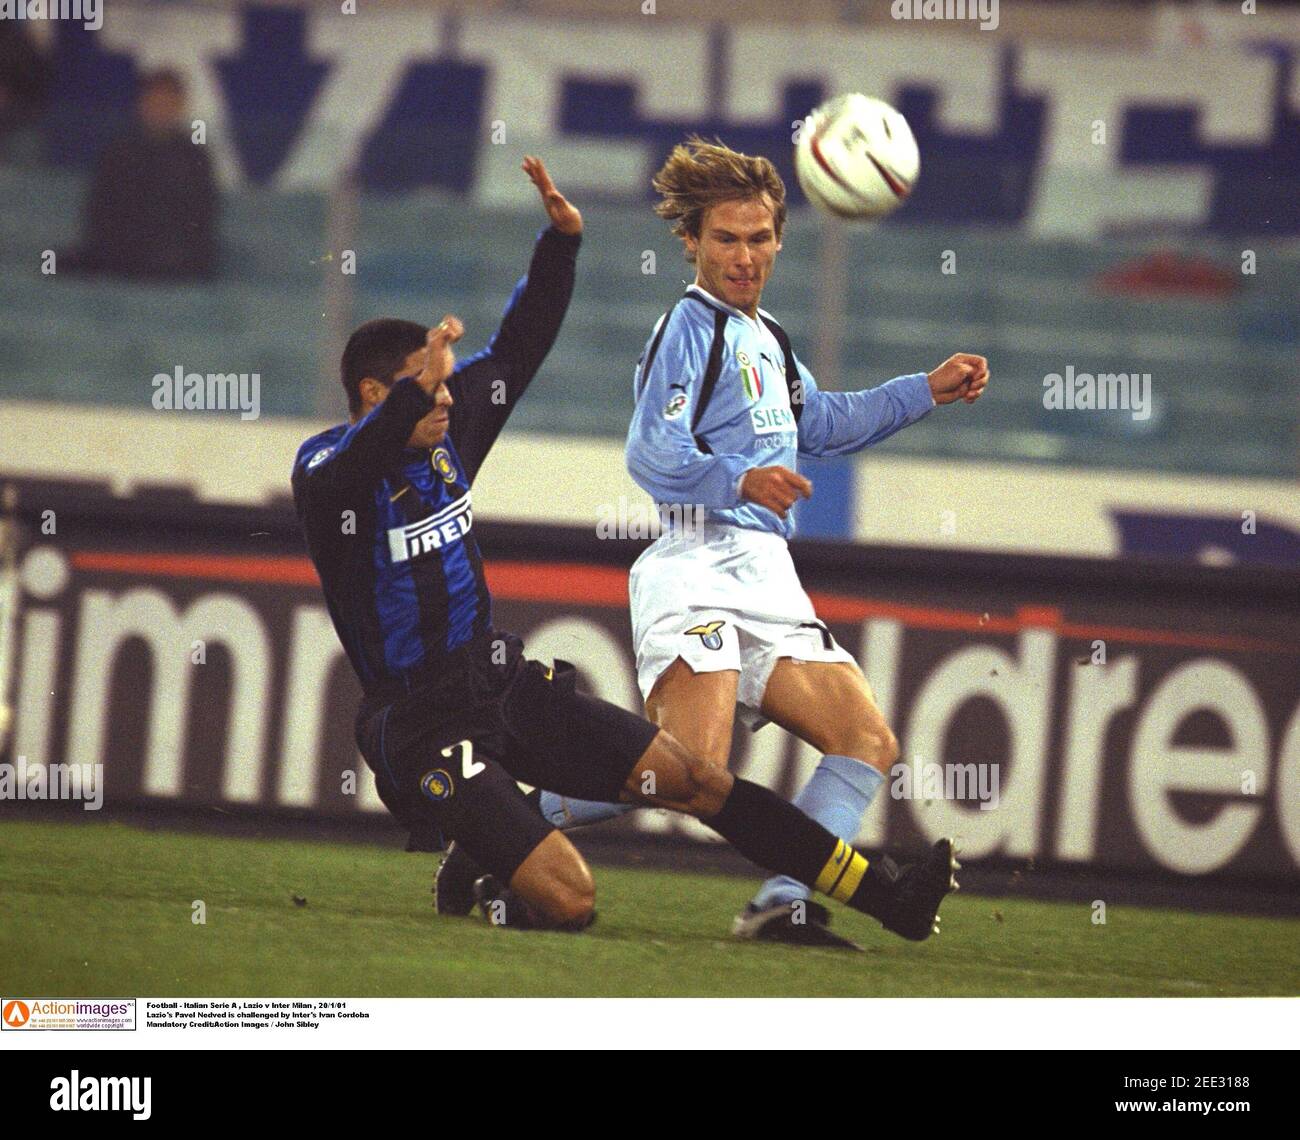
[1,169,1295,479]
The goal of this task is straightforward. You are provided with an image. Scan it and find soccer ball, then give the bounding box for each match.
[794,93,919,221]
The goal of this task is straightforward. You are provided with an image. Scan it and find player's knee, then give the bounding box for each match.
[681,748,732,817]
[834,723,898,773]
[655,719,730,768]
[694,727,733,768]
[871,725,900,770]
[540,880,595,929]
[513,833,597,929]
[550,850,597,927]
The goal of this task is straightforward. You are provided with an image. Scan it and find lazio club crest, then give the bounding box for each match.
[684,619,727,651]
[431,448,458,484]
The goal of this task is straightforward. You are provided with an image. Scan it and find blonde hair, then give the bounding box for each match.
[652,135,787,263]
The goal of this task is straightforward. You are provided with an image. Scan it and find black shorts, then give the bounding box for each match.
[354,635,659,883]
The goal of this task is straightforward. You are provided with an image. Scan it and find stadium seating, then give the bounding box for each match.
[1,165,1295,478]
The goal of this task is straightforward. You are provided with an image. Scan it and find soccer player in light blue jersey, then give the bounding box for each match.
[623,137,988,947]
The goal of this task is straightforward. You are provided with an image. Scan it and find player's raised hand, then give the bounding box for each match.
[740,465,813,520]
[927,353,989,406]
[523,156,583,236]
[418,315,464,395]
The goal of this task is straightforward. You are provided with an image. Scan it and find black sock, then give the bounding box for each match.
[705,778,904,917]
[701,778,866,904]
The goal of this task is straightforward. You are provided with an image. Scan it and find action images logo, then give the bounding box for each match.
[4,1000,30,1027]
[2,997,136,1031]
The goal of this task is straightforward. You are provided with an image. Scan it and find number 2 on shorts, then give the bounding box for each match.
[442,739,485,780]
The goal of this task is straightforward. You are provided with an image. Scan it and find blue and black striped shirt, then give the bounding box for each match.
[292,226,580,696]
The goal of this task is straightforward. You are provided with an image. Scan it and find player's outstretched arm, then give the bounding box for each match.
[795,351,988,459]
[488,157,583,382]
[447,157,581,482]
[794,354,934,458]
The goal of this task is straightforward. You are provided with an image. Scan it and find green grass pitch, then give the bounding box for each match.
[2,820,1297,998]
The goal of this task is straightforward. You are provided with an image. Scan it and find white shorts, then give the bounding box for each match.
[629,523,856,729]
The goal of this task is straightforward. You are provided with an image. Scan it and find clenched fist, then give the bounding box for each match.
[417,315,464,396]
[927,353,989,406]
[740,465,813,520]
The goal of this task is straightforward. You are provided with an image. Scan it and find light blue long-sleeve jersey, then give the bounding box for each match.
[626,284,936,538]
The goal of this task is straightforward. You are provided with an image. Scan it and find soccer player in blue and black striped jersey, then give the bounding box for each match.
[292,157,957,938]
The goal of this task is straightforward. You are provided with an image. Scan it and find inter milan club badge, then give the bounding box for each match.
[431,448,458,483]
[737,350,763,401]
[420,769,453,801]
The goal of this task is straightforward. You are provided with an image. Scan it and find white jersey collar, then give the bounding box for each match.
[686,283,775,333]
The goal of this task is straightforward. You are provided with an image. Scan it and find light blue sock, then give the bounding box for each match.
[537,791,634,830]
[749,755,885,911]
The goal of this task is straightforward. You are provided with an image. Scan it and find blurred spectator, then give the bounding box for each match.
[64,69,218,282]
[0,21,51,139]
[1093,248,1239,299]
